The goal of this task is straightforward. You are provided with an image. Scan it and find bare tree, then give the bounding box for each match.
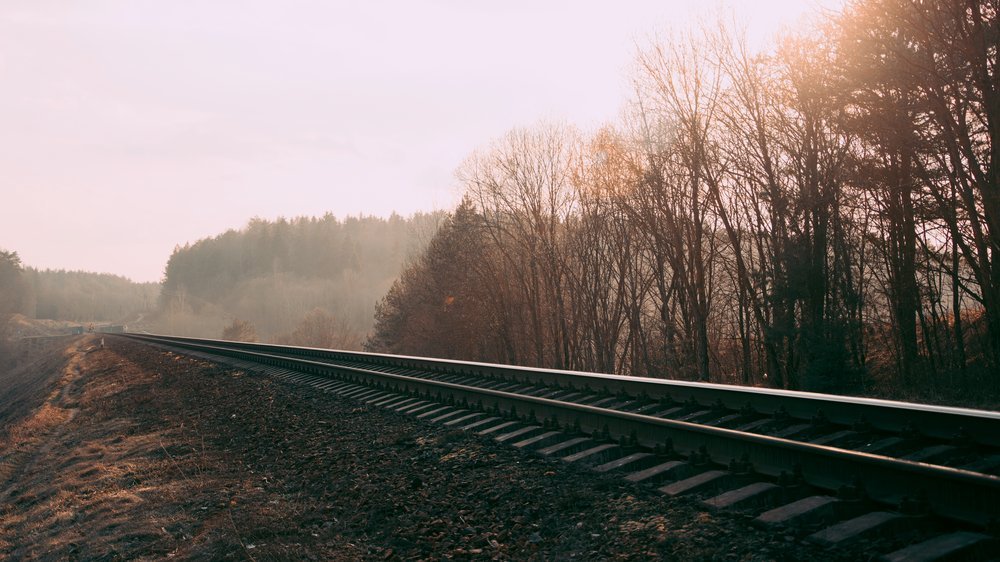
[629,29,726,382]
[460,123,580,369]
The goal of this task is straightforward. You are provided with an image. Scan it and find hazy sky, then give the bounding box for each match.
[0,0,841,282]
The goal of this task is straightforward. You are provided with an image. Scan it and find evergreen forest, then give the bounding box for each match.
[157,212,444,346]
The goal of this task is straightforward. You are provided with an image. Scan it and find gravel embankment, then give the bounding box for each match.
[0,336,859,560]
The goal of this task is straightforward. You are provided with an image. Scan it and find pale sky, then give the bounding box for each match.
[0,0,842,282]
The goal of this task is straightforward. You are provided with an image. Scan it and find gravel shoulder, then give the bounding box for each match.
[0,336,855,560]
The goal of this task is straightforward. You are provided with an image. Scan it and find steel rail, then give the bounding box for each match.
[122,333,1000,527]
[124,333,1000,447]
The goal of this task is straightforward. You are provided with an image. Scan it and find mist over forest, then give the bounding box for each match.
[2,212,443,347]
[155,213,445,346]
[0,251,158,330]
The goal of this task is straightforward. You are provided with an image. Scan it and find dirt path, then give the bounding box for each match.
[0,337,88,502]
[0,336,855,560]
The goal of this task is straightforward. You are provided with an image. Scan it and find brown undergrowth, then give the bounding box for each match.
[0,336,226,559]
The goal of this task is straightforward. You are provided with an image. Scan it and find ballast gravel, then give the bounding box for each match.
[0,336,867,560]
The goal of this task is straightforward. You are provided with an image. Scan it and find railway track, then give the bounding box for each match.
[122,333,1000,560]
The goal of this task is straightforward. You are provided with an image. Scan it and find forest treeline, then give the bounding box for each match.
[0,250,157,323]
[368,0,1000,402]
[28,269,158,322]
[157,212,443,345]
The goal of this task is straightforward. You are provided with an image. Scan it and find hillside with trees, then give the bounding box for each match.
[26,269,158,323]
[156,212,444,346]
[0,251,29,318]
[1,249,158,326]
[369,0,1000,406]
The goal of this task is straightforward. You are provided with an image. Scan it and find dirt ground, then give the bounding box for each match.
[0,335,860,560]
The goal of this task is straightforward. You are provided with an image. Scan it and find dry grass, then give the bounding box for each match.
[0,337,172,558]
[0,336,284,559]
[1,403,73,449]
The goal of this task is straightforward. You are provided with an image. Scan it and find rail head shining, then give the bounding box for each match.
[122,333,1000,446]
